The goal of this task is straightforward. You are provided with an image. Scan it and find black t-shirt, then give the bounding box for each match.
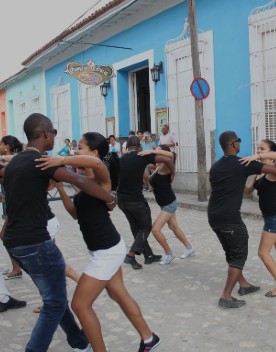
[254,176,276,217]
[117,151,156,202]
[47,203,55,220]
[150,172,176,206]
[74,191,120,251]
[3,151,58,248]
[208,155,263,225]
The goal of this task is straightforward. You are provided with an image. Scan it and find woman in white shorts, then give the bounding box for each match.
[36,132,160,352]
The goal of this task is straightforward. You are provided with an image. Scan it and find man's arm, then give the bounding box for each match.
[261,164,276,175]
[155,155,175,181]
[52,167,116,210]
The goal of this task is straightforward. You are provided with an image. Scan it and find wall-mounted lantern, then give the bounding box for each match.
[150,61,163,83]
[100,80,111,97]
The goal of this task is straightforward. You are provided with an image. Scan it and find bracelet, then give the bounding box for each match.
[106,199,115,205]
[60,156,65,165]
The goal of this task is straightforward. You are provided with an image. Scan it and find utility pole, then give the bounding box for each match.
[187,0,207,201]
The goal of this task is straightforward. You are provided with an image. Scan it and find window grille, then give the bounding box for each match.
[30,97,40,112]
[265,99,276,141]
[15,102,26,142]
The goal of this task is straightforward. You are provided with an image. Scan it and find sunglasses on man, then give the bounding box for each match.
[231,138,241,146]
[46,129,57,137]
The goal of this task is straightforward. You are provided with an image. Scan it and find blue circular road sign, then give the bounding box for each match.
[190,77,210,100]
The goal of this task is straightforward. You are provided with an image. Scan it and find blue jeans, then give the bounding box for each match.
[8,240,88,352]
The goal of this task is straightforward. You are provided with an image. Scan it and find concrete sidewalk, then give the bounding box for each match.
[144,190,263,220]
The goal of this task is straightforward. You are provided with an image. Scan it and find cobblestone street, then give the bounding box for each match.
[0,196,275,352]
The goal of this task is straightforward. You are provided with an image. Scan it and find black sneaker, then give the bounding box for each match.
[238,284,260,296]
[144,255,162,264]
[124,255,142,270]
[218,297,246,308]
[138,333,160,352]
[0,296,27,313]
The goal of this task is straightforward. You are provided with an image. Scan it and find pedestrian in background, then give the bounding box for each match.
[141,131,156,192]
[108,134,121,157]
[122,130,135,155]
[159,124,176,151]
[136,130,143,145]
[57,138,71,156]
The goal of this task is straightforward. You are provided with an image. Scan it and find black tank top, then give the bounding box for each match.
[150,172,176,206]
[254,176,276,217]
[74,192,120,251]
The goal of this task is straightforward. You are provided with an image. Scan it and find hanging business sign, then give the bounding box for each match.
[64,60,115,85]
[190,77,210,100]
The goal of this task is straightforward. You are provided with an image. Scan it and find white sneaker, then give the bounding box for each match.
[160,252,175,265]
[74,345,110,352]
[74,344,93,352]
[180,247,195,259]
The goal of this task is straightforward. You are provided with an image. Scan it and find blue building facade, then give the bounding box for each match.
[2,0,276,190]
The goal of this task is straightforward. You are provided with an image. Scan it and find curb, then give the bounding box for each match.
[145,196,263,221]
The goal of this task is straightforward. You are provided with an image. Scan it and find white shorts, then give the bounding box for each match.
[84,237,126,280]
[47,216,60,239]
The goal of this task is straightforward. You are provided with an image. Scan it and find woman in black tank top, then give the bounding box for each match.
[139,145,194,265]
[242,139,276,297]
[36,132,159,352]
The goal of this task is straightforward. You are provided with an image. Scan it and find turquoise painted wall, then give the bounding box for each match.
[45,0,268,156]
[45,64,81,141]
[6,69,45,137]
[195,0,264,158]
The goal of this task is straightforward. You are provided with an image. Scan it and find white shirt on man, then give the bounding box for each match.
[159,133,176,151]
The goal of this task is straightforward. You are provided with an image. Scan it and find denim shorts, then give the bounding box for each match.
[161,199,178,214]
[263,215,276,233]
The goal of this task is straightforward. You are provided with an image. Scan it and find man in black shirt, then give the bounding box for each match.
[208,131,276,308]
[1,113,116,352]
[117,136,175,269]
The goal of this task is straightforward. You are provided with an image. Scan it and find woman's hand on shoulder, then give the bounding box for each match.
[138,150,154,156]
[35,156,64,169]
[240,154,259,166]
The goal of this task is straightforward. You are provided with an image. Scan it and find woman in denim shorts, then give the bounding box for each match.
[243,139,276,297]
[141,145,194,265]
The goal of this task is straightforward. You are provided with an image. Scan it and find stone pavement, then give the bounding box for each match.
[0,191,275,352]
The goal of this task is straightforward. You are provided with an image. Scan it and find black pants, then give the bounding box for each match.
[118,199,153,258]
[210,222,248,269]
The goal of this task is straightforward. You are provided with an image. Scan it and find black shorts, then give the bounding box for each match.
[210,223,248,269]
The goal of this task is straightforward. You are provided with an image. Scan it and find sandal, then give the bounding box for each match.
[33,305,43,313]
[3,271,23,280]
[265,290,276,298]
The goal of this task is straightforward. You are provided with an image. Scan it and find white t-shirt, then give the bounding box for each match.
[159,133,176,151]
